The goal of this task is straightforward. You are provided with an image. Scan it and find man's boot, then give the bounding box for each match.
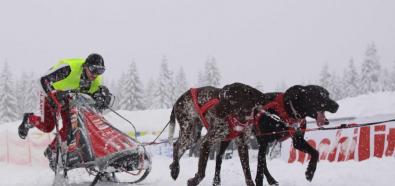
[18,113,33,139]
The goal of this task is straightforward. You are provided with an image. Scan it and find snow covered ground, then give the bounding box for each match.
[0,91,394,186]
[1,154,395,186]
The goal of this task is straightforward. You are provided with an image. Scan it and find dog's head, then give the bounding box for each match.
[284,85,339,127]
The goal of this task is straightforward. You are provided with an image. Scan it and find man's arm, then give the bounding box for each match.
[40,65,71,94]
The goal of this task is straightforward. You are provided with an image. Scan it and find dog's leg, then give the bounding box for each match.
[213,140,230,186]
[255,142,266,186]
[188,118,226,186]
[292,131,319,182]
[236,134,255,186]
[255,140,278,186]
[170,136,183,180]
[188,138,211,186]
[170,119,195,180]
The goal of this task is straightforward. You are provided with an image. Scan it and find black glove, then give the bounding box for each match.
[92,86,112,110]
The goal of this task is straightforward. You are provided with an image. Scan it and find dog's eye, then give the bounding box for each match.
[321,103,326,108]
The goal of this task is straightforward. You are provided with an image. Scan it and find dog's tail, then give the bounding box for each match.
[168,106,176,145]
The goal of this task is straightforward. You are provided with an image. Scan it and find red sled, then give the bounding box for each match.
[49,92,151,186]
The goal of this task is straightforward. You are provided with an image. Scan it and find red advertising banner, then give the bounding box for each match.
[284,117,395,163]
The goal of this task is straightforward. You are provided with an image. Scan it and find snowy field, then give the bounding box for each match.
[0,91,394,186]
[1,154,395,186]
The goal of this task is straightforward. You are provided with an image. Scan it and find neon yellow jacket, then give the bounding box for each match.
[51,58,102,94]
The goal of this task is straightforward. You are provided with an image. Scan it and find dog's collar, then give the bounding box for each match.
[289,100,302,120]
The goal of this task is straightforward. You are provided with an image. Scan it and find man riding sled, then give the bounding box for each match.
[17,53,112,167]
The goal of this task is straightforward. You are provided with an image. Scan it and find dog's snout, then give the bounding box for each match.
[327,100,339,113]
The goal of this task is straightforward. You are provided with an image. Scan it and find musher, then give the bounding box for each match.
[17,53,112,165]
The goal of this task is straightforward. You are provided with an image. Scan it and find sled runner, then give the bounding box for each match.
[49,91,151,186]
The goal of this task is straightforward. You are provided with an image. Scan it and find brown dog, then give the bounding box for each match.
[167,83,338,186]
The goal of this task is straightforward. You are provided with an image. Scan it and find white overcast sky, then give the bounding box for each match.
[0,0,395,90]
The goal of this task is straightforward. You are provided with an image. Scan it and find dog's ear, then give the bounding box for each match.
[284,85,309,118]
[285,85,306,101]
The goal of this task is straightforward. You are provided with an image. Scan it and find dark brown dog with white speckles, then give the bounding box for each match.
[167,82,339,186]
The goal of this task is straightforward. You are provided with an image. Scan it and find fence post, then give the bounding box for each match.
[28,137,32,166]
[6,130,9,163]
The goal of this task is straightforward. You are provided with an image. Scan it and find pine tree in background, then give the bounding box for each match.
[329,72,343,100]
[360,43,381,93]
[383,69,393,91]
[144,78,157,109]
[197,71,205,87]
[202,57,221,87]
[28,75,40,113]
[275,81,287,92]
[154,56,176,109]
[15,72,40,116]
[0,62,19,123]
[15,73,29,116]
[319,64,345,100]
[118,62,145,111]
[174,67,189,97]
[319,63,332,91]
[255,81,264,92]
[114,72,128,110]
[388,60,395,91]
[342,58,360,97]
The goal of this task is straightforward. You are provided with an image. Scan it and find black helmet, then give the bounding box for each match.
[85,53,105,75]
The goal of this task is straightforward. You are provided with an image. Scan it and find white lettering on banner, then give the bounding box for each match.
[286,123,395,163]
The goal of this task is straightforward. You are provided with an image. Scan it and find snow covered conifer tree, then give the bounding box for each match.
[342,58,360,97]
[319,64,343,100]
[389,61,395,91]
[0,62,19,123]
[16,72,40,116]
[202,57,221,87]
[154,56,175,109]
[319,63,332,91]
[118,61,145,111]
[197,71,205,87]
[174,67,189,97]
[275,81,287,92]
[380,69,391,91]
[144,78,157,110]
[329,72,343,100]
[15,73,29,116]
[360,43,381,93]
[28,75,40,113]
[113,72,127,110]
[255,81,264,92]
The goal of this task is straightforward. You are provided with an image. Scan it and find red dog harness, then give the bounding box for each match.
[255,93,306,140]
[191,89,305,141]
[191,88,256,141]
[190,88,220,129]
[225,116,257,141]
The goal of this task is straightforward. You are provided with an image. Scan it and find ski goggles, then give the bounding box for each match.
[88,65,105,75]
